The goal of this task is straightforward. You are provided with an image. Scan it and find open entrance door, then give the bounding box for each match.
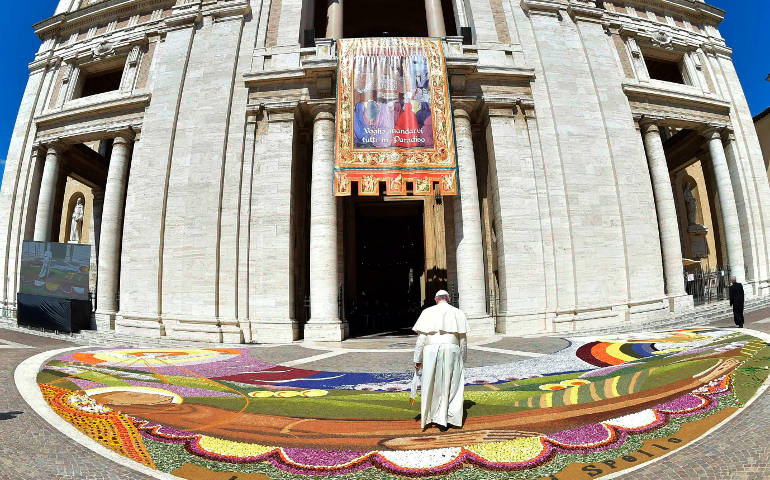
[344,196,447,337]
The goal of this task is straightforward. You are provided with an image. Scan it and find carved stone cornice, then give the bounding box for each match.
[162,0,202,32]
[625,82,730,128]
[484,99,518,119]
[204,0,251,23]
[36,93,151,128]
[520,0,564,17]
[700,42,733,58]
[568,1,605,24]
[34,0,174,39]
[604,0,724,25]
[263,102,299,123]
[28,53,59,73]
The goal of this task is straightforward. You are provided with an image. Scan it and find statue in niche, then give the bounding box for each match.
[69,197,84,243]
[683,181,708,259]
[684,185,698,226]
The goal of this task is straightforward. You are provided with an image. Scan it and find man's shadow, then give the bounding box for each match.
[0,411,23,421]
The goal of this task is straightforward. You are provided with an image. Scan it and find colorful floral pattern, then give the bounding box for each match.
[35,328,770,479]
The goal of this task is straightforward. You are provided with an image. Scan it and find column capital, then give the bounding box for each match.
[109,128,136,144]
[30,144,47,157]
[453,106,472,121]
[309,102,335,122]
[41,139,67,154]
[452,98,479,120]
[638,116,664,133]
[700,124,728,140]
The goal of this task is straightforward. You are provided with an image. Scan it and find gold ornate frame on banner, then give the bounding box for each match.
[334,37,458,196]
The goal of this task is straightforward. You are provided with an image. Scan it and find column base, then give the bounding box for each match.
[467,316,496,339]
[304,320,348,342]
[94,310,116,331]
[252,320,300,344]
[114,314,164,338]
[164,318,244,343]
[668,293,694,313]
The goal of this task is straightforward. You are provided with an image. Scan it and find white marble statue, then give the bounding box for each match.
[69,197,84,243]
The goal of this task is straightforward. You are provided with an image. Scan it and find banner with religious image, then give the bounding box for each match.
[334,37,457,196]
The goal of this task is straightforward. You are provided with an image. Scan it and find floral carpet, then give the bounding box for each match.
[35,328,770,479]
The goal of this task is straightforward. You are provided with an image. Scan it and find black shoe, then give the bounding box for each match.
[437,424,449,432]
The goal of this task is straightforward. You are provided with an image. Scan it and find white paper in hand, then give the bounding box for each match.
[409,370,421,405]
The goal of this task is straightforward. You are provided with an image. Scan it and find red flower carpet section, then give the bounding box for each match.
[34,328,770,479]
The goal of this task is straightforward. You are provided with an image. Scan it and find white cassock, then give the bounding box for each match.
[413,301,469,428]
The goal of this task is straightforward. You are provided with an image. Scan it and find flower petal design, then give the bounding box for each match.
[465,437,547,464]
[377,447,462,469]
[196,436,276,459]
[604,409,661,431]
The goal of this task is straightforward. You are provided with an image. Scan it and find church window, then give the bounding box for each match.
[75,61,125,98]
[643,53,687,85]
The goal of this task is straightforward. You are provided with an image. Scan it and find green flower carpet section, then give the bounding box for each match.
[35,328,770,479]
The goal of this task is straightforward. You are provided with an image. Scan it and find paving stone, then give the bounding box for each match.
[0,328,151,480]
[484,336,571,354]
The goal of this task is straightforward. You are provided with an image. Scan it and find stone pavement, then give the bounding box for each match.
[2,306,770,479]
[621,307,770,480]
[0,328,152,480]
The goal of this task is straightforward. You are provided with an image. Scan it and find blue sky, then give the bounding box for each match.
[0,1,767,183]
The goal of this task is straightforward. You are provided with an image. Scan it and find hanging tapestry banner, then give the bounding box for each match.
[334,37,457,196]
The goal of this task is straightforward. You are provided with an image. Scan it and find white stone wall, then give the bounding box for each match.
[1,0,768,342]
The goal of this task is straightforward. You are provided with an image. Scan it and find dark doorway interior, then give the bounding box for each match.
[344,0,429,38]
[314,0,458,40]
[350,201,425,336]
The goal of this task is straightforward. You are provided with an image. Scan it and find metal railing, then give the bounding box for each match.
[684,266,731,306]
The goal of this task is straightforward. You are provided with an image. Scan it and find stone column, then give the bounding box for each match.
[90,188,104,262]
[305,106,346,341]
[453,106,493,335]
[33,143,64,242]
[96,133,134,330]
[640,120,690,309]
[90,187,104,311]
[326,0,343,39]
[703,126,746,284]
[24,147,46,241]
[425,0,447,37]
[723,131,755,288]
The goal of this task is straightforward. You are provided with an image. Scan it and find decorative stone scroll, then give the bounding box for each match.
[334,37,457,196]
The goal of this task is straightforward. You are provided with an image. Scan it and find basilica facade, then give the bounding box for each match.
[1,0,767,343]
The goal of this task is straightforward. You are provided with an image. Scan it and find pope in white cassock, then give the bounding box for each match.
[413,289,469,430]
